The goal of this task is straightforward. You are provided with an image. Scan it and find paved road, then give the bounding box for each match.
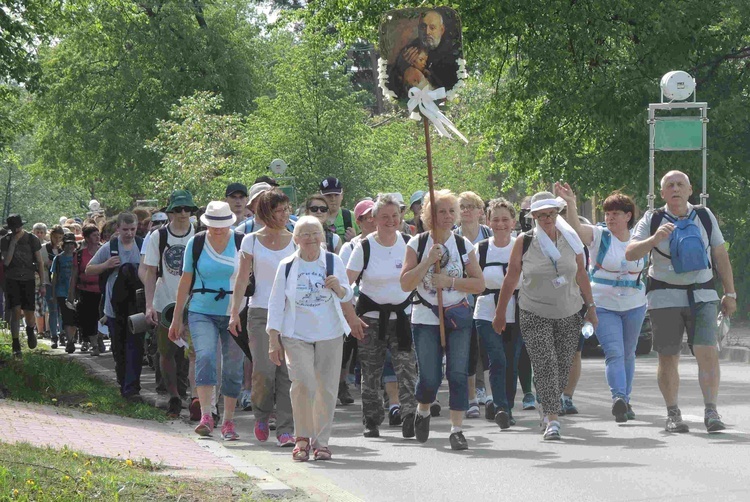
[223,353,750,502]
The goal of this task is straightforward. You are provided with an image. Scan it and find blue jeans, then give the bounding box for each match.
[188,311,244,399]
[412,323,471,411]
[595,305,647,401]
[475,319,522,412]
[45,287,60,338]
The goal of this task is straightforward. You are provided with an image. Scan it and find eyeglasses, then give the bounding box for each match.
[298,231,323,239]
[308,206,329,213]
[535,211,559,220]
[172,207,191,213]
[460,204,477,211]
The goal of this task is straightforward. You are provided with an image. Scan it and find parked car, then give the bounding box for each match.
[582,313,653,356]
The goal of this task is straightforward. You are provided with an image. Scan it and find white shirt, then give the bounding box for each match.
[240,233,296,309]
[474,238,519,323]
[407,233,474,326]
[266,249,353,342]
[589,226,647,312]
[143,225,195,313]
[347,233,412,319]
[338,235,363,276]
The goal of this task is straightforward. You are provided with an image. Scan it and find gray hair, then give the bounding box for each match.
[32,222,48,233]
[292,215,324,238]
[372,193,401,217]
[660,170,690,189]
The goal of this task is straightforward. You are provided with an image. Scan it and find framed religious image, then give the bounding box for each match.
[378,7,465,102]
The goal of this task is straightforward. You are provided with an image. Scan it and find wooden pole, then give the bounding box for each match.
[423,117,446,348]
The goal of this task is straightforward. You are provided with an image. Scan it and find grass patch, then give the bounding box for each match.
[0,442,268,501]
[0,330,166,422]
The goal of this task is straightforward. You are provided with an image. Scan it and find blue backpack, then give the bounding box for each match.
[589,228,646,289]
[650,208,712,274]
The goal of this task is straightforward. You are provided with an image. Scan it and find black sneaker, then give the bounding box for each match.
[80,341,89,353]
[626,404,636,421]
[98,338,106,354]
[612,397,628,423]
[12,337,22,358]
[26,327,37,349]
[212,411,221,424]
[509,411,516,426]
[449,431,469,450]
[495,409,511,429]
[485,400,496,421]
[363,421,380,438]
[166,397,182,419]
[665,410,690,433]
[65,339,76,354]
[704,409,726,433]
[338,381,354,405]
[51,337,58,350]
[401,412,415,438]
[414,413,430,443]
[388,405,402,426]
[429,401,441,417]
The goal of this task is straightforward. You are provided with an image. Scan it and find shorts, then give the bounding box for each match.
[6,278,36,312]
[649,301,719,356]
[56,297,78,328]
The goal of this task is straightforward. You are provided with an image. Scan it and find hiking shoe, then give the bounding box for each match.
[430,401,441,417]
[485,400,496,420]
[166,397,182,419]
[98,337,106,354]
[363,422,380,438]
[449,431,469,450]
[465,403,480,419]
[221,420,239,441]
[238,389,253,411]
[495,409,511,429]
[65,339,76,354]
[414,414,431,443]
[12,338,22,358]
[255,420,270,442]
[195,414,214,436]
[26,328,37,349]
[401,413,415,438]
[338,381,354,405]
[626,404,636,420]
[522,393,536,410]
[561,396,578,415]
[665,411,690,433]
[80,341,89,353]
[705,409,726,433]
[612,397,628,423]
[276,433,295,447]
[388,405,402,426]
[476,388,487,405]
[544,420,561,440]
[51,337,58,350]
[189,398,201,422]
[509,411,516,426]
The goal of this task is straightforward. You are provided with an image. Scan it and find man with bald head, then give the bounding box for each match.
[626,170,736,434]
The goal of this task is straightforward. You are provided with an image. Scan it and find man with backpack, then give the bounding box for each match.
[143,190,197,418]
[626,170,736,434]
[320,177,359,242]
[86,212,144,399]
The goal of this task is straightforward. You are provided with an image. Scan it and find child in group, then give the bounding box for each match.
[51,233,79,352]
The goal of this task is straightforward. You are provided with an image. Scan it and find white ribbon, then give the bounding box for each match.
[407,86,468,144]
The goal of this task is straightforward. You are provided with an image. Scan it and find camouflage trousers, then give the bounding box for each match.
[358,316,417,426]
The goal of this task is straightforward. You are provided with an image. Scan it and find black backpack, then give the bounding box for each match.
[356,233,411,284]
[416,232,468,278]
[284,251,334,279]
[190,231,253,297]
[156,225,196,279]
[100,236,144,299]
[477,239,509,276]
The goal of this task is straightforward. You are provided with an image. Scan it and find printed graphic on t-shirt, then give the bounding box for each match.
[296,270,332,307]
[422,244,461,295]
[164,244,186,276]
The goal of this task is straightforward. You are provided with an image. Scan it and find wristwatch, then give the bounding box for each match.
[586,302,596,310]
[725,293,737,299]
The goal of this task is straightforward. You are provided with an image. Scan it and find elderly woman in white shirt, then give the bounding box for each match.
[266,215,353,462]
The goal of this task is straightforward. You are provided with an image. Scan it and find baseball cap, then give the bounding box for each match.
[319,177,343,195]
[354,200,375,220]
[62,233,77,245]
[247,182,273,207]
[225,182,248,197]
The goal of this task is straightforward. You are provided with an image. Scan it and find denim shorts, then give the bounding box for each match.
[188,311,244,398]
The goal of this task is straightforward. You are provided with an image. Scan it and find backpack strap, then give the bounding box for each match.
[342,209,353,232]
[416,232,430,262]
[481,225,492,240]
[135,236,144,251]
[109,236,119,256]
[326,230,335,253]
[590,229,612,278]
[189,232,207,293]
[401,233,411,244]
[285,259,294,279]
[357,238,371,285]
[156,226,169,278]
[326,251,334,277]
[693,206,713,245]
[454,234,467,278]
[478,240,489,269]
[521,230,533,259]
[233,231,244,250]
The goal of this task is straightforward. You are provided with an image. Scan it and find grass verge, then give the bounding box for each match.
[0,330,166,422]
[0,442,266,501]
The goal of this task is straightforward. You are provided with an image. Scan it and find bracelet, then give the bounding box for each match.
[451,277,456,289]
[724,293,737,299]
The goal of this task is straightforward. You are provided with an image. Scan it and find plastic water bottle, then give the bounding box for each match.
[581,321,595,339]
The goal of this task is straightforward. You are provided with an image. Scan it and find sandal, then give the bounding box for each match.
[292,437,310,462]
[313,446,332,461]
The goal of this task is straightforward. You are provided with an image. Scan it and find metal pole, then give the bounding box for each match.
[701,104,709,206]
[648,106,656,211]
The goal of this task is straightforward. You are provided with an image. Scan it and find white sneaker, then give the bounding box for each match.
[476,388,487,406]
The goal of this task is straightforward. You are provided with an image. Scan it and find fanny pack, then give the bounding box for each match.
[430,298,473,330]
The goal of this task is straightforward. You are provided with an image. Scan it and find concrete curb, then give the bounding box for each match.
[676,340,750,363]
[43,343,293,496]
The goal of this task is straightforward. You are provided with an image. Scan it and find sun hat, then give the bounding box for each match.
[6,214,24,230]
[166,189,199,213]
[247,182,273,207]
[199,201,237,228]
[529,192,566,214]
[354,200,375,220]
[409,190,426,208]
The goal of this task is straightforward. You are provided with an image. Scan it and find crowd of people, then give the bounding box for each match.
[1,169,736,459]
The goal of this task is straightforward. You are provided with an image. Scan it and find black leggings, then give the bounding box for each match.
[77,291,102,338]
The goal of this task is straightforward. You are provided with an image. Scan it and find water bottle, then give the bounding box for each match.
[582,321,595,339]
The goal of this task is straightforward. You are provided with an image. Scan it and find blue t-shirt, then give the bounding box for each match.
[51,254,74,298]
[183,234,239,316]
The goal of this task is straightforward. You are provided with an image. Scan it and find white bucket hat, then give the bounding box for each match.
[246,182,273,207]
[200,201,237,228]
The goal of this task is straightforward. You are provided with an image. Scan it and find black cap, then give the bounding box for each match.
[6,214,23,230]
[319,176,343,195]
[254,175,279,187]
[225,182,248,197]
[62,232,77,244]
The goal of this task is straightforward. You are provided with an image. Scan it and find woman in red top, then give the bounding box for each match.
[69,224,103,355]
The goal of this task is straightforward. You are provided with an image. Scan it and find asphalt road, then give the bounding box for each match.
[224,352,750,502]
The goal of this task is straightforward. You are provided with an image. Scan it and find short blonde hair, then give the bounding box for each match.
[422,189,459,231]
[458,191,484,210]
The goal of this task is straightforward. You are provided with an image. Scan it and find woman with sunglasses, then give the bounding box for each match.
[493,192,596,441]
[305,195,341,253]
[230,189,297,447]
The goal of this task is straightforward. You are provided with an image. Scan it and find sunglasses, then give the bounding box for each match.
[308,205,329,213]
[172,207,192,213]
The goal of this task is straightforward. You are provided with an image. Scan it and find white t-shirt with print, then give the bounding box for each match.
[407,233,474,326]
[240,233,296,309]
[474,238,518,323]
[293,257,341,341]
[588,226,646,312]
[144,225,195,313]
